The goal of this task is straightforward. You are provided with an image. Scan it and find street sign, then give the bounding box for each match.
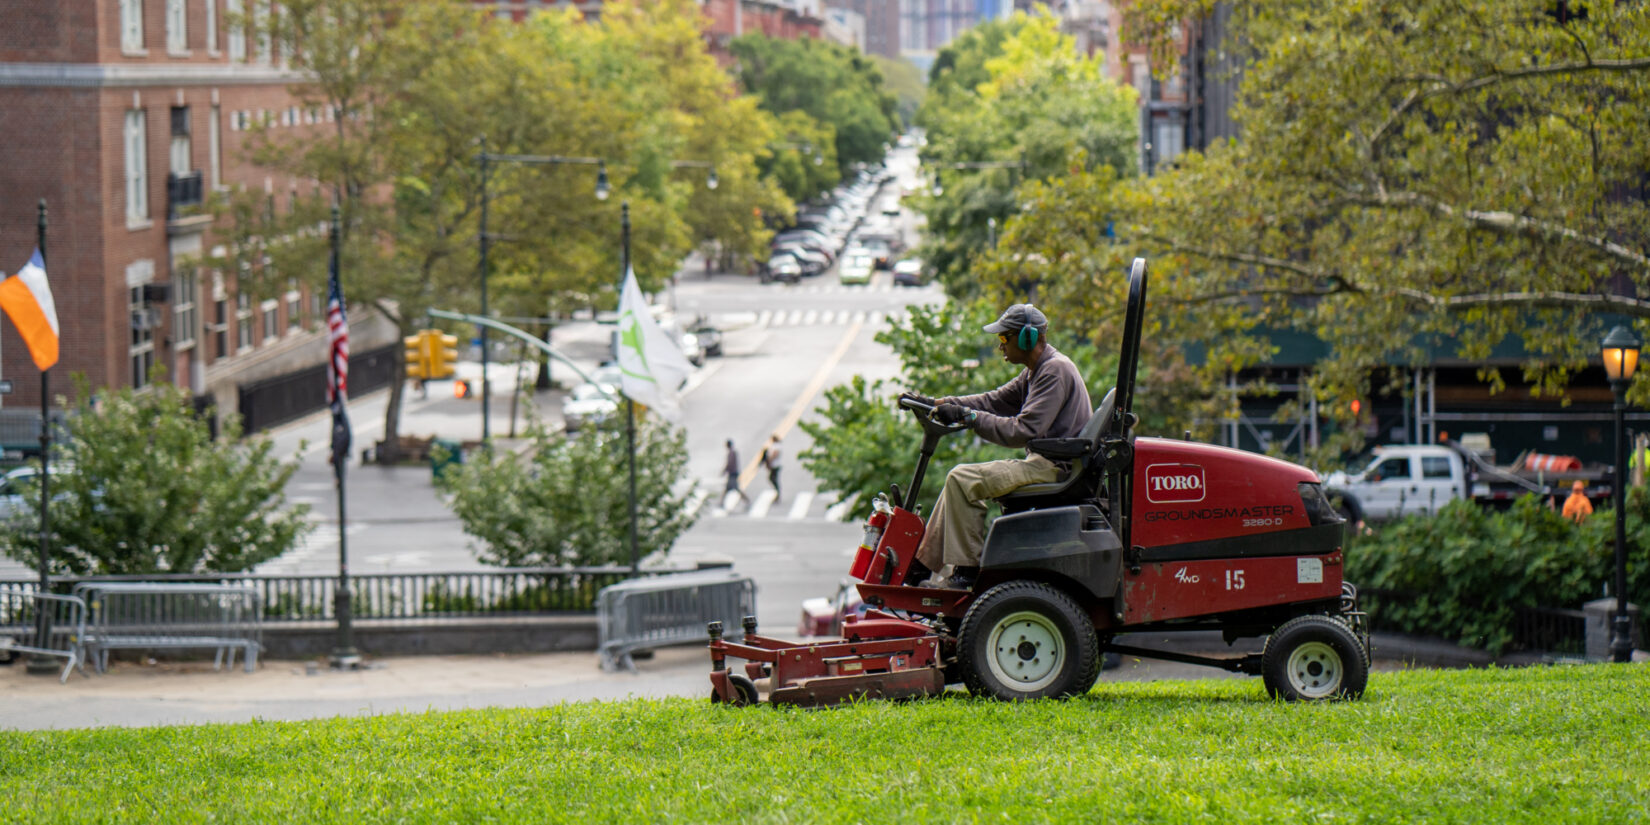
[0,380,14,395]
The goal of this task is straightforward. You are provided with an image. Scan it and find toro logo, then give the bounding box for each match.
[1145,463,1206,504]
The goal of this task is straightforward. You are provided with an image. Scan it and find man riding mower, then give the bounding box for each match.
[707,259,1368,707]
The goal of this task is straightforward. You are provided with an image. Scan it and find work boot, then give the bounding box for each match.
[930,566,977,591]
[902,560,933,587]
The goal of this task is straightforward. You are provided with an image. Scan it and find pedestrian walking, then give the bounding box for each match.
[1562,480,1593,524]
[762,433,783,501]
[723,439,750,510]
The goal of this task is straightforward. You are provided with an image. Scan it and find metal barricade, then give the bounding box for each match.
[597,570,756,672]
[0,588,87,683]
[72,582,262,673]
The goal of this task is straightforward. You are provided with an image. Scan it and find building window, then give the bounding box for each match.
[205,0,217,53]
[121,0,145,54]
[254,1,271,64]
[173,272,199,349]
[208,104,222,189]
[130,287,156,389]
[310,291,323,331]
[125,109,149,225]
[236,292,253,351]
[261,299,279,343]
[213,295,229,358]
[169,106,191,177]
[286,286,302,330]
[166,0,187,54]
[227,0,244,61]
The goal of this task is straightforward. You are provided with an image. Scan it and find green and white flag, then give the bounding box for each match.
[616,266,695,421]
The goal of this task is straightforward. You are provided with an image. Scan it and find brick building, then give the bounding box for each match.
[0,1,394,435]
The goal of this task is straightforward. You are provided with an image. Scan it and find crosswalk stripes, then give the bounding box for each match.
[703,490,862,522]
[748,489,778,518]
[787,491,814,520]
[755,309,908,329]
[824,497,854,521]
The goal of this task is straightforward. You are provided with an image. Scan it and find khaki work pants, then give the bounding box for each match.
[916,454,1060,570]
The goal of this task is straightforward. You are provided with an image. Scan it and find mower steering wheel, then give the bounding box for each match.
[898,396,973,436]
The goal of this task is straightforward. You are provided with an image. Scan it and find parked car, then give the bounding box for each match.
[856,237,893,270]
[839,252,875,285]
[763,254,803,284]
[691,321,723,357]
[562,382,618,433]
[892,258,927,287]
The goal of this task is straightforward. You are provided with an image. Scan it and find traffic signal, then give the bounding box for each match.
[453,379,472,399]
[429,332,459,380]
[404,333,428,381]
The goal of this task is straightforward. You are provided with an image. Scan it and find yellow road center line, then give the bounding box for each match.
[739,319,864,489]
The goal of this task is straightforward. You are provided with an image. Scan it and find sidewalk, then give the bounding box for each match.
[0,630,1510,732]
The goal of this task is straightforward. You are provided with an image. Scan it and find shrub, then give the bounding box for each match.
[1344,490,1650,653]
[436,416,697,568]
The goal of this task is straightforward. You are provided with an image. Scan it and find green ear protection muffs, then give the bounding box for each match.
[1018,325,1039,350]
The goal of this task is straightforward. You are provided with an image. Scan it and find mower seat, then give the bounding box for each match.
[997,388,1114,511]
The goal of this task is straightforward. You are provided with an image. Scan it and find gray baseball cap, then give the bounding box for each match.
[983,303,1048,335]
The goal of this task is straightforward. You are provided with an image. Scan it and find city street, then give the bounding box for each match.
[2,148,937,634]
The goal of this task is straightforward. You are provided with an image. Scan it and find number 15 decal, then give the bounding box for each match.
[1225,569,1246,590]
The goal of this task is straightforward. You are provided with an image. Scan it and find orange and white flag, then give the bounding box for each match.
[0,249,60,370]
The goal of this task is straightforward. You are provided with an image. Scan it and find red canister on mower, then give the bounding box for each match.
[849,495,925,585]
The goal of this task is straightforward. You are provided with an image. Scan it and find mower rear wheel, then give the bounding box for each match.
[711,674,760,707]
[1262,615,1368,701]
[958,581,1100,701]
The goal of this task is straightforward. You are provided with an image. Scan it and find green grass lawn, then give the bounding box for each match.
[3,665,1647,823]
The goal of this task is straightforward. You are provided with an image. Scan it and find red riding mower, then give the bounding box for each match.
[708,258,1368,707]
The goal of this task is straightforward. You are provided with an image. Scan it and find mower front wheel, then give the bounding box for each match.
[958,581,1100,701]
[711,674,760,707]
[1262,614,1368,701]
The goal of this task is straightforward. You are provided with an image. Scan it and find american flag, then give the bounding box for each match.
[326,243,351,471]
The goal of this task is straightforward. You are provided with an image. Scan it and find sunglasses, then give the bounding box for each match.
[997,334,1010,345]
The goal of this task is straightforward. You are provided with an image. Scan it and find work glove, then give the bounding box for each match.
[934,403,976,427]
[899,391,936,409]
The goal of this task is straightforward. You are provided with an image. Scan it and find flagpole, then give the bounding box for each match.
[26,199,55,676]
[622,201,639,575]
[328,205,358,669]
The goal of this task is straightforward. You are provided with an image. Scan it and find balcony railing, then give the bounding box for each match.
[166,170,204,220]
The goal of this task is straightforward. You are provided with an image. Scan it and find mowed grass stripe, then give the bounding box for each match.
[1,666,1646,823]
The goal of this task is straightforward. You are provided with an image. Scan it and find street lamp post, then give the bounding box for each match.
[1602,324,1641,663]
[621,202,639,575]
[475,143,610,443]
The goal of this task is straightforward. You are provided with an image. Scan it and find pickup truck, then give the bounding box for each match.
[1323,442,1612,522]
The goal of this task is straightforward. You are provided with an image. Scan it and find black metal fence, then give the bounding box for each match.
[0,567,654,624]
[238,342,398,433]
[1361,588,1589,655]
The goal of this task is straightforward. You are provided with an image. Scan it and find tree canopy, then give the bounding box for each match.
[217,0,789,457]
[915,12,1139,294]
[1112,0,1650,417]
[730,34,901,185]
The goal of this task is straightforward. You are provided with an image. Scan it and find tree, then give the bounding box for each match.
[730,34,901,183]
[1114,0,1650,415]
[914,12,1139,294]
[436,417,697,567]
[871,55,926,129]
[0,381,309,575]
[219,1,784,461]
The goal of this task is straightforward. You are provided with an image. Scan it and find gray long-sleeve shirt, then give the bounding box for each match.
[945,344,1092,449]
